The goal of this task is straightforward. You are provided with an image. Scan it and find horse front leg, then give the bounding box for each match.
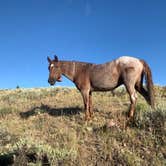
[81,89,90,120]
[89,92,93,117]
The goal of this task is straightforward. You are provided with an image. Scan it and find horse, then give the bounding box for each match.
[47,55,154,121]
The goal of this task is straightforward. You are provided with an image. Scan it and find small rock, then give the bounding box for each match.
[86,127,93,131]
[107,119,117,128]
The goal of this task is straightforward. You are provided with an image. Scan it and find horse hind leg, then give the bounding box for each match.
[130,91,137,118]
[125,83,137,119]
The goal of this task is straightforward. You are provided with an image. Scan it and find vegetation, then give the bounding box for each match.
[0,86,165,165]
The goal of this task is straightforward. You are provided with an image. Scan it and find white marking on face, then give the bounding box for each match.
[50,64,54,68]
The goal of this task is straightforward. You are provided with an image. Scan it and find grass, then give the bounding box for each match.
[0,86,165,165]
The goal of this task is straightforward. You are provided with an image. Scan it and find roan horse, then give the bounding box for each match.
[47,55,154,121]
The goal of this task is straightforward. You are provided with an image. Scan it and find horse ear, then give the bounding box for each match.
[54,55,58,62]
[47,56,51,63]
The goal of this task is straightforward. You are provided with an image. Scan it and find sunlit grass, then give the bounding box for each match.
[0,86,165,165]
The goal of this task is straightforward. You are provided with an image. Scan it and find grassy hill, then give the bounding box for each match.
[0,86,165,165]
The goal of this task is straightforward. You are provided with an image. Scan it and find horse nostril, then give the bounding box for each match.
[48,78,55,85]
[48,79,53,84]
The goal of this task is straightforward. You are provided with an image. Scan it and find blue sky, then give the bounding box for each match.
[0,0,166,89]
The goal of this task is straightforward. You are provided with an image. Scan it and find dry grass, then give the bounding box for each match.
[0,86,166,165]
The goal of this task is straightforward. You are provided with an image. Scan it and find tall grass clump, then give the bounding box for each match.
[0,135,78,166]
[134,103,166,132]
[0,107,18,118]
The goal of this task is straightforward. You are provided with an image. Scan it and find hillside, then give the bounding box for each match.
[0,86,166,165]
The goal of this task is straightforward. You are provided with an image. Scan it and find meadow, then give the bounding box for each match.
[0,86,165,165]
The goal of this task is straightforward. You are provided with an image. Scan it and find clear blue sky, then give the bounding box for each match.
[0,0,166,89]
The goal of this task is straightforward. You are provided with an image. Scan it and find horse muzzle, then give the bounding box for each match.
[48,79,56,85]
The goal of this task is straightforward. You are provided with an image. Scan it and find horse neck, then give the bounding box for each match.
[59,61,75,81]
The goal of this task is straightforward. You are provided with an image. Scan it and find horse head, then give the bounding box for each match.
[47,55,62,85]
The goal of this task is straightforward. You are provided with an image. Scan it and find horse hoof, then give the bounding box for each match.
[85,116,91,121]
[90,113,94,118]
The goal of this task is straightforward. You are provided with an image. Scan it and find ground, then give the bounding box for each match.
[0,86,166,165]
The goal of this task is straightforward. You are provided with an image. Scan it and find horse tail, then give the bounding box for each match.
[141,60,155,108]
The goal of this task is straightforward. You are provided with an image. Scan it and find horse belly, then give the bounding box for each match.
[90,73,119,91]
